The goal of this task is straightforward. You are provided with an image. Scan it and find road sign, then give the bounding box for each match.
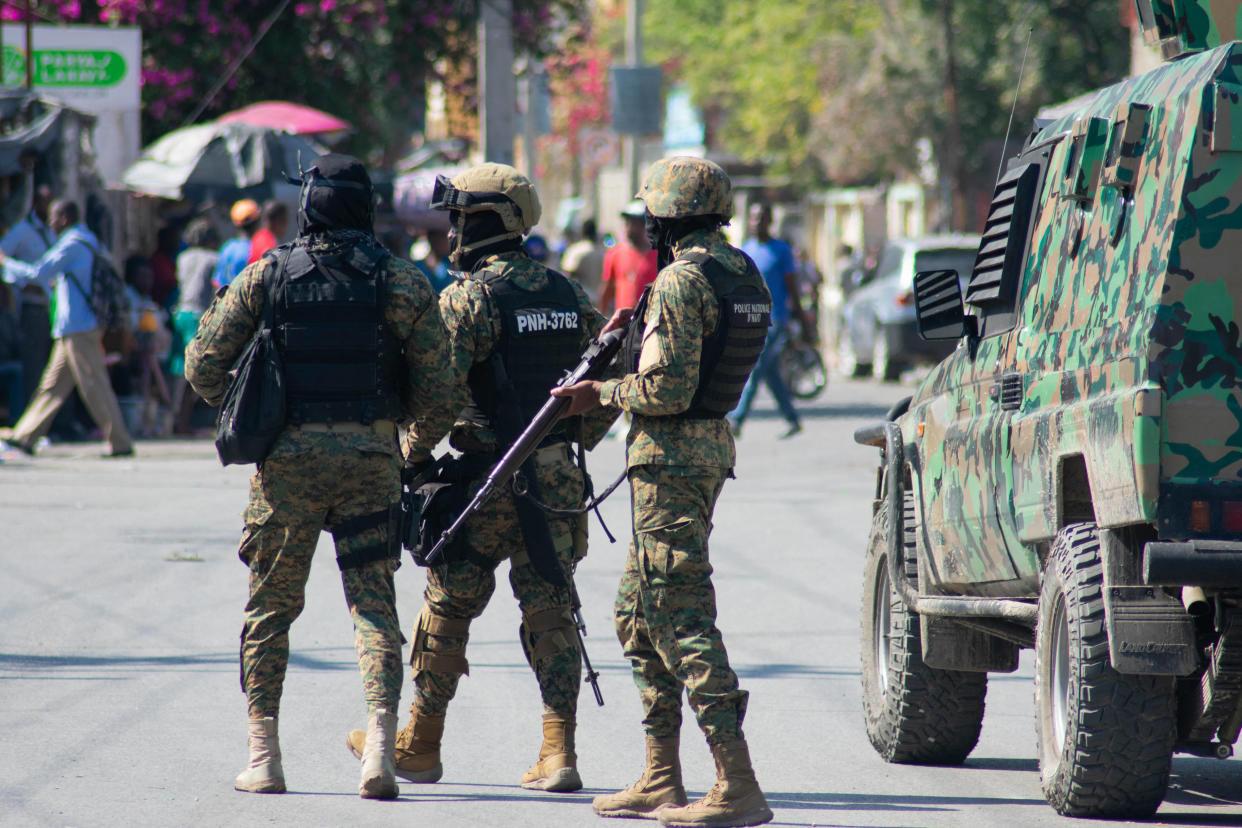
[580,127,619,169]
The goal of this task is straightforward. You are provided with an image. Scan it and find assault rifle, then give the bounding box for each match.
[421,326,626,567]
[571,581,605,706]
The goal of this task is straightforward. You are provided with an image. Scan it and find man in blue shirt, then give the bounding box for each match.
[2,184,56,402]
[0,200,134,458]
[213,199,261,290]
[728,202,810,438]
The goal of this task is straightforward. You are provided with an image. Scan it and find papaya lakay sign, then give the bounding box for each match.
[1,25,140,111]
[1,26,142,185]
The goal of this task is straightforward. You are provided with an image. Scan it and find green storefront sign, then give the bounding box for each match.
[1,45,126,87]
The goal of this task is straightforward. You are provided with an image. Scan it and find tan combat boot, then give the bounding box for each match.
[592,734,687,819]
[358,708,399,799]
[520,712,582,792]
[658,740,772,827]
[348,707,445,783]
[234,717,286,794]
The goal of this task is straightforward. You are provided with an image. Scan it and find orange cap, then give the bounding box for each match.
[230,199,260,226]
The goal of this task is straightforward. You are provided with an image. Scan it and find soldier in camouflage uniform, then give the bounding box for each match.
[554,157,774,827]
[185,155,455,800]
[345,162,616,792]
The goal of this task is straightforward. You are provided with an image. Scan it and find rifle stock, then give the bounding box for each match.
[422,327,626,566]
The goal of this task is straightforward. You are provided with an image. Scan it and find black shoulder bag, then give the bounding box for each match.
[214,258,287,466]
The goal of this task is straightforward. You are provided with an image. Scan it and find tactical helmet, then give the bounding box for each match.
[636,156,732,220]
[431,163,541,234]
[431,163,541,268]
[291,153,375,235]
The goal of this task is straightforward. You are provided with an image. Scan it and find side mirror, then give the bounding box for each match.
[913,268,977,341]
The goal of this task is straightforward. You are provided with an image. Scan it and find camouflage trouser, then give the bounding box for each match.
[412,444,585,718]
[615,464,749,745]
[238,447,403,719]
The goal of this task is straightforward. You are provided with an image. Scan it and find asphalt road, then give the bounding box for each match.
[2,374,1240,827]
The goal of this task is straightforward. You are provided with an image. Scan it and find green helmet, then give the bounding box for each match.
[431,162,541,234]
[636,156,733,220]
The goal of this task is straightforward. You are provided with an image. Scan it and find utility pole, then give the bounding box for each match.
[479,0,516,166]
[24,0,33,89]
[623,0,643,197]
[521,61,539,191]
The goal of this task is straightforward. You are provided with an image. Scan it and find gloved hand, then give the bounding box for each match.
[402,457,436,485]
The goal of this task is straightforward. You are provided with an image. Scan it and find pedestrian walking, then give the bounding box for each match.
[184,154,457,799]
[0,200,134,458]
[727,202,813,439]
[553,156,774,827]
[2,184,56,402]
[344,163,616,794]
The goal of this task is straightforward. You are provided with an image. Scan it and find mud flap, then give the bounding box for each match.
[920,615,1019,672]
[1104,586,1198,675]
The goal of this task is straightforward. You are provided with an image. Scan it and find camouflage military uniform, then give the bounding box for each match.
[185,236,455,719]
[404,250,610,719]
[597,227,752,745]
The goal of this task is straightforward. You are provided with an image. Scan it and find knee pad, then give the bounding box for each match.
[519,607,578,668]
[411,605,471,676]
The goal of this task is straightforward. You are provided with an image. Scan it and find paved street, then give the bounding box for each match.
[2,375,1240,827]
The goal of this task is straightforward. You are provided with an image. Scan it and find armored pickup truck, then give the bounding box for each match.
[856,0,1242,817]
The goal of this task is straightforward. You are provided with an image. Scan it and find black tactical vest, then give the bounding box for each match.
[271,239,403,425]
[625,250,771,419]
[463,267,584,440]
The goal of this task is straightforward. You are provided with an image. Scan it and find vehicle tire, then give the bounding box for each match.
[860,492,987,764]
[1034,522,1176,818]
[873,324,905,382]
[780,344,827,400]
[836,332,870,378]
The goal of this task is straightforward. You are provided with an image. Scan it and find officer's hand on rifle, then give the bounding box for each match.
[602,307,633,335]
[551,380,604,417]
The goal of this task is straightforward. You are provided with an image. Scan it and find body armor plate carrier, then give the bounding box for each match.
[463,268,584,441]
[272,239,404,425]
[625,250,770,419]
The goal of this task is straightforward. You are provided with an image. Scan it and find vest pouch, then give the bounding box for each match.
[215,327,286,466]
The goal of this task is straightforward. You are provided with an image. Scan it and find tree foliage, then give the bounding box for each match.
[13,0,587,162]
[638,0,1130,213]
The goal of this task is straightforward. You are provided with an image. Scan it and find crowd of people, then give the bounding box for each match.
[0,174,821,462]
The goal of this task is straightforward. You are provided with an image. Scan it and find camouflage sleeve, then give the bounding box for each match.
[404,279,495,458]
[183,259,269,406]
[384,259,461,462]
[598,264,711,416]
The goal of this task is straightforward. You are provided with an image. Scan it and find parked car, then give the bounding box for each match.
[836,234,980,380]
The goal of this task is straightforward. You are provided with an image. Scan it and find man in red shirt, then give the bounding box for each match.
[247,200,289,264]
[599,199,658,313]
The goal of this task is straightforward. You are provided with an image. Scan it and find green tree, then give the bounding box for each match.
[636,0,1130,225]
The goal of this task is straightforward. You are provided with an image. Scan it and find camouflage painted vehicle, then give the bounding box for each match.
[855,0,1242,818]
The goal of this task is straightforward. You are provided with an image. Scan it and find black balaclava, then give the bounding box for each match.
[644,212,725,269]
[296,153,375,237]
[453,210,524,272]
